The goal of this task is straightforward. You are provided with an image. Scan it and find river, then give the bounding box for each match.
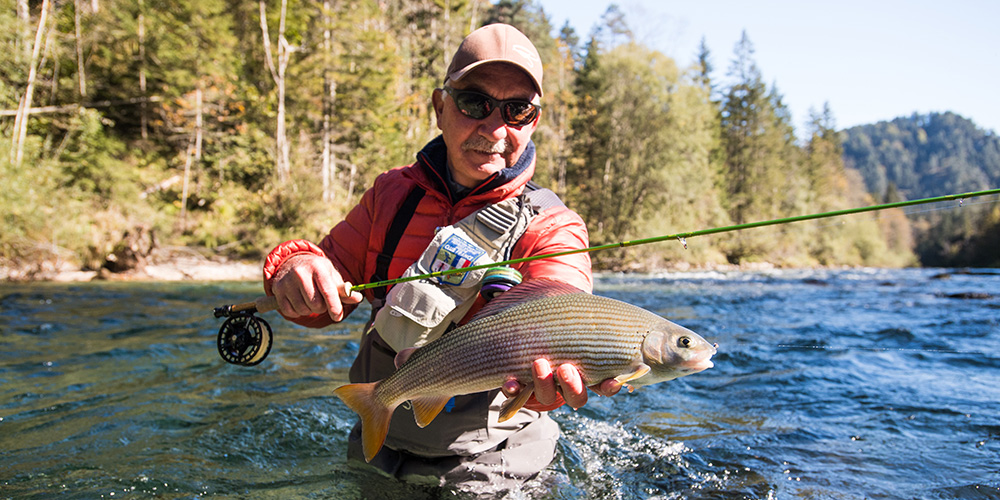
[1,268,998,499]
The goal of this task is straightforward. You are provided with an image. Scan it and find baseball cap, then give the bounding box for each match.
[445,24,543,96]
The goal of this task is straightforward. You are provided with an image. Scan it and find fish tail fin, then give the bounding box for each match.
[333,382,393,463]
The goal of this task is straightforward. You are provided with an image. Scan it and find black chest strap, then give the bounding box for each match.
[370,186,425,305]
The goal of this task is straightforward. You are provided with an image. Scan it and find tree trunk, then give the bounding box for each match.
[11,0,51,167]
[17,0,29,63]
[260,0,292,183]
[180,88,203,228]
[321,0,336,203]
[180,136,194,228]
[138,0,147,139]
[194,87,203,161]
[442,0,451,74]
[74,0,87,97]
[346,163,357,207]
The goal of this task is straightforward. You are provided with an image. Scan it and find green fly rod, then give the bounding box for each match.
[353,187,1000,292]
[213,187,999,365]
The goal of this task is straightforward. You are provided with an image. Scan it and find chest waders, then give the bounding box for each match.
[347,183,565,465]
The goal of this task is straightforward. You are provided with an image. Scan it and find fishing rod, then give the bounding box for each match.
[214,187,1000,365]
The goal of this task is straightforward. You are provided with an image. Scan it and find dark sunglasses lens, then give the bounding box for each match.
[449,89,537,126]
[454,92,492,119]
[503,102,538,126]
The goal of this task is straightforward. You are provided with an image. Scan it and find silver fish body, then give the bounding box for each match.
[334,279,716,462]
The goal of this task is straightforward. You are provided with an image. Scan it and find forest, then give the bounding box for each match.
[2,0,995,279]
[842,112,1000,267]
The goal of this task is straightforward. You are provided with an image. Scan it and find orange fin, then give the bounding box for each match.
[333,382,394,463]
[498,383,534,422]
[411,395,452,428]
[614,364,651,385]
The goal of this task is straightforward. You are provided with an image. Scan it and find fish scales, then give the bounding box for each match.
[378,293,658,403]
[334,279,717,462]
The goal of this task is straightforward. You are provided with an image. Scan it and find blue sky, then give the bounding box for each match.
[537,0,999,135]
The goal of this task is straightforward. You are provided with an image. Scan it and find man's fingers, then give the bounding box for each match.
[501,378,522,398]
[532,359,558,405]
[278,295,301,318]
[555,363,588,409]
[271,254,359,322]
[592,378,623,397]
[340,282,364,304]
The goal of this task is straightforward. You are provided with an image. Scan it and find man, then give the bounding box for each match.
[262,23,621,492]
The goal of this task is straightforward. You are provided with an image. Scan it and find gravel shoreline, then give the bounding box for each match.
[1,250,261,283]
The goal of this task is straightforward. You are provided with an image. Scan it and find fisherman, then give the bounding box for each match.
[262,23,621,492]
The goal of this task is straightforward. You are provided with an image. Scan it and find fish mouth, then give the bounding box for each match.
[681,358,714,373]
[680,347,716,373]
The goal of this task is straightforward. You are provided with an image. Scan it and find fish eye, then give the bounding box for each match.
[678,336,692,348]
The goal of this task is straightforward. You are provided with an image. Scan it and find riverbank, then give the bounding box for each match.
[0,247,260,282]
[2,248,789,283]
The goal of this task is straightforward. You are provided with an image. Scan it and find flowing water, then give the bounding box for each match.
[2,268,998,499]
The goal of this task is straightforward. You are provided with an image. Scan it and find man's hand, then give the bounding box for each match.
[501,358,623,411]
[270,253,363,322]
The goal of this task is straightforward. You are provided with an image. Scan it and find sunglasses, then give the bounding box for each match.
[441,87,541,127]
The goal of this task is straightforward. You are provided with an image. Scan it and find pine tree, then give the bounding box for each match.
[719,31,800,262]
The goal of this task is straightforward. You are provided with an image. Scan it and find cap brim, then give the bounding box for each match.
[447,60,543,97]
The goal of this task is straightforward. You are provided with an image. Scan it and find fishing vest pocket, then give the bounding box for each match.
[374,226,490,352]
[372,196,535,353]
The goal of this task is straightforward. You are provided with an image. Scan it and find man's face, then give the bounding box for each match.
[433,63,540,189]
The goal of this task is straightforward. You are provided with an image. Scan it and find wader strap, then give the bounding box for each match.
[371,186,426,305]
[524,180,565,212]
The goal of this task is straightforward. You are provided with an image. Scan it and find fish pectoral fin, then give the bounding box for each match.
[614,364,651,385]
[394,347,418,369]
[498,383,534,423]
[411,395,452,428]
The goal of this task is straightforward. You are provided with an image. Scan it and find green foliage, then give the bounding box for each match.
[842,112,1000,265]
[567,38,731,268]
[718,32,803,262]
[1,108,162,272]
[842,112,1000,198]
[4,2,991,276]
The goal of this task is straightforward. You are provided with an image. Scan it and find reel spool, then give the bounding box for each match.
[480,266,523,301]
[217,313,273,366]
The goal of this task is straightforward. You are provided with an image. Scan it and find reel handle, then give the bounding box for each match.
[214,295,278,318]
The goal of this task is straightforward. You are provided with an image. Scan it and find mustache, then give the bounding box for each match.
[461,136,511,155]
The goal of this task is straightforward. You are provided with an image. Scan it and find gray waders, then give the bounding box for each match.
[346,185,565,492]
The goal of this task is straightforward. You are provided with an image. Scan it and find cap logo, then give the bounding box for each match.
[511,44,540,68]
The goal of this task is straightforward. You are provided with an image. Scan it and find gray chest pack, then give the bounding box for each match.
[371,185,563,353]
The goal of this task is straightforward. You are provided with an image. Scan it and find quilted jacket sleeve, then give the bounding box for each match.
[512,204,593,293]
[261,187,377,328]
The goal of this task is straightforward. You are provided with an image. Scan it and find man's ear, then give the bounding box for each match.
[432,89,445,130]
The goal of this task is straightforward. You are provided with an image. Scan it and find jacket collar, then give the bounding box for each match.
[416,136,535,204]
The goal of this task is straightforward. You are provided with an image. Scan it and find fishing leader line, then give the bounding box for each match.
[807,194,1000,233]
[775,345,988,355]
[212,187,1000,365]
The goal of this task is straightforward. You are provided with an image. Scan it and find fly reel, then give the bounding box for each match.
[213,297,278,366]
[217,313,272,366]
[480,266,522,301]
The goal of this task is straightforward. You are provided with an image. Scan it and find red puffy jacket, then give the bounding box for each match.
[262,138,592,328]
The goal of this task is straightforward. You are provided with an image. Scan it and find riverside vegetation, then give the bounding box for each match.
[3,1,998,279]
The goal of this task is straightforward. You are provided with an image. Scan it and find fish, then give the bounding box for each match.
[333,278,717,462]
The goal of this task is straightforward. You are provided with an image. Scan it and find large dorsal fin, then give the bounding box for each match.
[471,278,587,322]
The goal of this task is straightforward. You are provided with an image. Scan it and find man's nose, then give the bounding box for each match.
[477,108,509,140]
